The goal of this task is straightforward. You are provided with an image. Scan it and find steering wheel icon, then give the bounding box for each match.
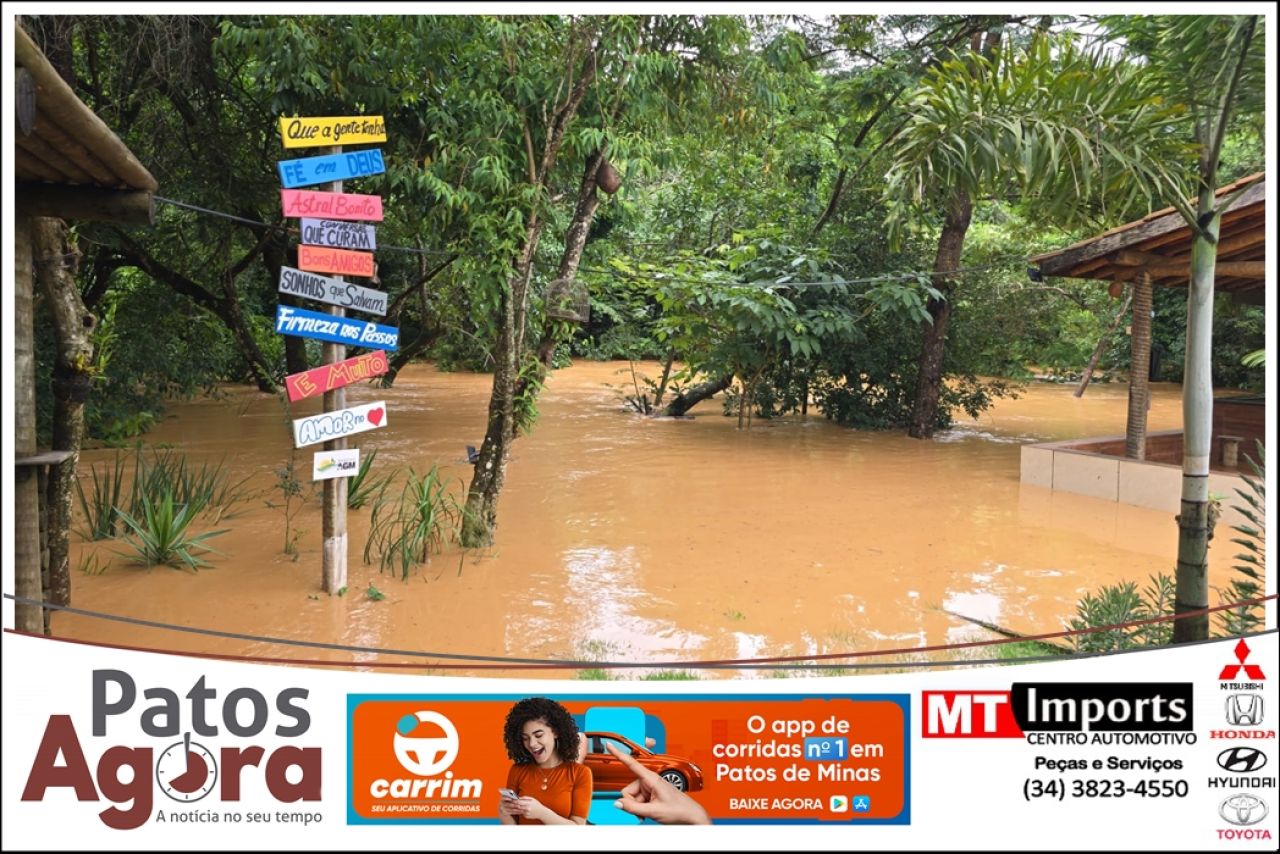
[393,711,460,776]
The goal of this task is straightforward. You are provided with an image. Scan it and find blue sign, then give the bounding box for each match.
[278,148,386,189]
[274,304,398,351]
[803,736,849,761]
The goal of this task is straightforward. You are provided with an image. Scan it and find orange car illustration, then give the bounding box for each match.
[582,732,705,793]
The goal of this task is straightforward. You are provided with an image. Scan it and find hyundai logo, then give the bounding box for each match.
[1218,747,1268,774]
[1226,694,1264,726]
[1219,793,1268,826]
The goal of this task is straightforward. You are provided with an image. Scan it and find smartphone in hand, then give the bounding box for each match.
[499,787,519,800]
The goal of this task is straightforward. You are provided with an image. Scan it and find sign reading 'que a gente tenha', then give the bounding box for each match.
[279,115,387,149]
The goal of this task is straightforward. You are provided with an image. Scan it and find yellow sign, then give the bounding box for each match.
[278,116,387,149]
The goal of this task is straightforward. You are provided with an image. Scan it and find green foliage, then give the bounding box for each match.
[1067,574,1175,653]
[364,466,465,579]
[269,455,308,560]
[347,449,392,510]
[76,454,128,540]
[1217,442,1265,636]
[116,491,228,572]
[366,584,386,602]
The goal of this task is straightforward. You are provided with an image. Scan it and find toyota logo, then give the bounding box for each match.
[1219,793,1269,826]
[1218,747,1268,774]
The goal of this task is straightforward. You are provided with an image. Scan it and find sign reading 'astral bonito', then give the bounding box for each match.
[284,351,389,403]
[301,219,376,251]
[278,115,387,148]
[275,305,399,351]
[278,267,387,316]
[293,401,387,448]
[278,149,386,189]
[281,189,383,222]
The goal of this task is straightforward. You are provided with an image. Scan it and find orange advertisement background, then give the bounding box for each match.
[350,696,905,823]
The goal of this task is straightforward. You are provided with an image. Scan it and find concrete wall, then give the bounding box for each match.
[1020,433,1250,529]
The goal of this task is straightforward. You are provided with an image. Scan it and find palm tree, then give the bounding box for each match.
[882,30,1186,438]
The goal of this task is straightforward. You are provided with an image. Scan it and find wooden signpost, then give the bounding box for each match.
[277,114,388,594]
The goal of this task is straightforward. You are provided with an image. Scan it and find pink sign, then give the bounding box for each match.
[284,350,390,402]
[281,189,383,222]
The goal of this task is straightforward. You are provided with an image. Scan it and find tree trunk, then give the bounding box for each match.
[537,152,603,367]
[908,190,972,439]
[15,217,45,633]
[1075,292,1132,397]
[1124,272,1153,459]
[1172,207,1219,644]
[652,352,675,409]
[33,217,95,616]
[264,235,309,375]
[657,374,733,417]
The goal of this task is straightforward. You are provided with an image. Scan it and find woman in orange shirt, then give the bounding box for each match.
[498,697,593,825]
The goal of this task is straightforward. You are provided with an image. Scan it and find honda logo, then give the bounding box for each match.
[1217,747,1268,774]
[1226,694,1265,726]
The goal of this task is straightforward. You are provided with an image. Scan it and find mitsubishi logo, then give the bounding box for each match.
[1226,694,1264,726]
[1220,639,1267,680]
[1217,747,1268,774]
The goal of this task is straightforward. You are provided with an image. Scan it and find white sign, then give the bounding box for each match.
[292,401,387,448]
[300,218,377,251]
[312,448,361,481]
[278,266,388,316]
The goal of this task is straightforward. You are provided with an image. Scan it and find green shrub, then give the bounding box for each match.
[116,491,228,571]
[363,466,464,579]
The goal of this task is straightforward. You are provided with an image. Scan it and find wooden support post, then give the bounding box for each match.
[1125,272,1153,460]
[14,216,45,633]
[321,157,348,594]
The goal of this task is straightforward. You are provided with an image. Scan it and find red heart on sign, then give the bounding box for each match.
[367,407,384,426]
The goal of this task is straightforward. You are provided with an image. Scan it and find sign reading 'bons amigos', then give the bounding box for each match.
[275,305,399,351]
[279,267,387,316]
[313,448,361,481]
[285,350,389,403]
[293,401,387,448]
[297,244,376,278]
[278,115,387,149]
[301,219,376,251]
[281,189,383,222]
[278,148,386,189]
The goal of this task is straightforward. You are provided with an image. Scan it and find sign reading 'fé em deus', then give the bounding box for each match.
[279,266,387,316]
[275,305,399,351]
[278,149,386,189]
[313,449,361,481]
[279,116,387,149]
[301,219,376,251]
[285,350,389,403]
[297,244,376,278]
[293,401,387,448]
[281,189,383,222]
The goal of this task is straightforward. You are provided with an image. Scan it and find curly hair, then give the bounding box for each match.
[502,697,580,764]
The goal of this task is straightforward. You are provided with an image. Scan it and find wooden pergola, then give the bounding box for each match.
[13,20,158,633]
[1031,174,1265,459]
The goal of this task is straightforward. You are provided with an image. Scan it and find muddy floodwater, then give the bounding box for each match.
[59,361,1237,676]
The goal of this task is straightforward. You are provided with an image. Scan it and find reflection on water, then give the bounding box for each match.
[58,362,1236,676]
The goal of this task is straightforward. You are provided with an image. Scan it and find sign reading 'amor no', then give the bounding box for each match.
[293,401,387,448]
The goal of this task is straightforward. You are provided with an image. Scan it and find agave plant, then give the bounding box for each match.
[116,491,228,572]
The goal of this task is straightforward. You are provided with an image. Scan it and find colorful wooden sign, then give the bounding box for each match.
[285,351,389,403]
[281,189,383,222]
[279,116,387,149]
[279,267,387,316]
[278,148,386,189]
[301,219,376,251]
[293,401,387,448]
[275,305,399,351]
[313,449,361,481]
[298,245,376,278]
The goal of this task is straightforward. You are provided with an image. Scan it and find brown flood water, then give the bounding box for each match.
[58,361,1235,676]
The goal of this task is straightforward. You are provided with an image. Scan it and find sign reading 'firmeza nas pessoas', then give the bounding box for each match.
[274,305,398,351]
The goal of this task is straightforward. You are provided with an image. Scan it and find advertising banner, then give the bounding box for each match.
[313,449,361,481]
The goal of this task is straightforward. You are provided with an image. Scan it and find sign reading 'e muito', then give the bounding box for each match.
[279,116,387,149]
[275,305,399,351]
[278,149,386,189]
[301,219,376,251]
[285,350,389,403]
[313,448,361,481]
[282,189,383,222]
[298,244,375,278]
[279,267,388,316]
[293,401,387,448]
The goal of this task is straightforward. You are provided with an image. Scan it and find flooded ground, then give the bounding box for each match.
[58,361,1237,676]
